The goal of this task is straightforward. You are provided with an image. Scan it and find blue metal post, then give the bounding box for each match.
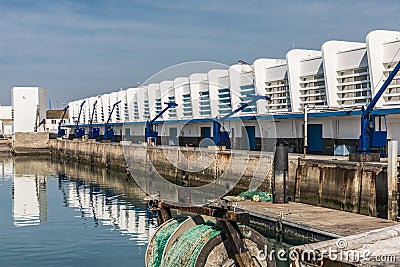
[74,100,86,138]
[103,100,121,141]
[145,102,178,143]
[57,105,69,138]
[88,100,100,140]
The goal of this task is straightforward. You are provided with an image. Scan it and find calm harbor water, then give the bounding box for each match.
[0,155,302,267]
[0,155,157,267]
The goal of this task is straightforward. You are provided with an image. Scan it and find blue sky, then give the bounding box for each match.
[0,0,399,107]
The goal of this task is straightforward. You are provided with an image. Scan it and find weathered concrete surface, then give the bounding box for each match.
[0,139,11,153]
[290,224,400,266]
[49,139,125,170]
[295,158,398,220]
[51,139,300,194]
[13,132,49,154]
[237,201,398,243]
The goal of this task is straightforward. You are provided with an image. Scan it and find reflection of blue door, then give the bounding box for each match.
[124,128,130,140]
[200,127,211,147]
[169,127,178,145]
[308,124,323,152]
[245,126,256,150]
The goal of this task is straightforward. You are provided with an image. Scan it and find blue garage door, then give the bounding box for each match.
[200,127,212,147]
[308,124,323,153]
[245,126,256,151]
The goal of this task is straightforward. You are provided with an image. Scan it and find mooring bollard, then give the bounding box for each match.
[274,138,288,204]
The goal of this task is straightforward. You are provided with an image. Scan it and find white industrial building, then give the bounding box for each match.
[67,30,400,155]
[12,87,47,134]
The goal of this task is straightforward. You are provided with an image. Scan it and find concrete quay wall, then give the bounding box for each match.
[13,132,50,154]
[295,158,398,221]
[49,139,399,221]
[50,139,288,193]
[49,139,125,169]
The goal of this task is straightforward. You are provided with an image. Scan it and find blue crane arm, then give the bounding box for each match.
[89,100,98,126]
[58,105,69,127]
[145,102,178,142]
[212,95,271,148]
[358,60,400,154]
[150,102,178,124]
[363,60,400,118]
[75,100,86,129]
[218,95,271,122]
[105,100,121,126]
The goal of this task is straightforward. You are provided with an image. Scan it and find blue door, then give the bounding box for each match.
[245,126,256,150]
[308,124,323,153]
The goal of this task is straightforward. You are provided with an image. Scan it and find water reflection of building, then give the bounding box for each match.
[8,156,157,245]
[0,157,13,179]
[12,175,47,227]
[60,177,157,246]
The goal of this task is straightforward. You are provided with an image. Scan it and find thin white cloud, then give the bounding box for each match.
[0,0,399,105]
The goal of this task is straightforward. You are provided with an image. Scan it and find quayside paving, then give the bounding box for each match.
[236,201,398,241]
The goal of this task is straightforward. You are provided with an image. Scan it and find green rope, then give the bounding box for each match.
[160,221,221,267]
[238,189,273,202]
[148,218,185,267]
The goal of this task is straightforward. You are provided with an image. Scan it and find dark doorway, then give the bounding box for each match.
[200,127,212,147]
[245,126,256,151]
[308,124,323,153]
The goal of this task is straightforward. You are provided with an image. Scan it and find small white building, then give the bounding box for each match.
[0,105,12,136]
[12,87,46,133]
[45,109,69,135]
